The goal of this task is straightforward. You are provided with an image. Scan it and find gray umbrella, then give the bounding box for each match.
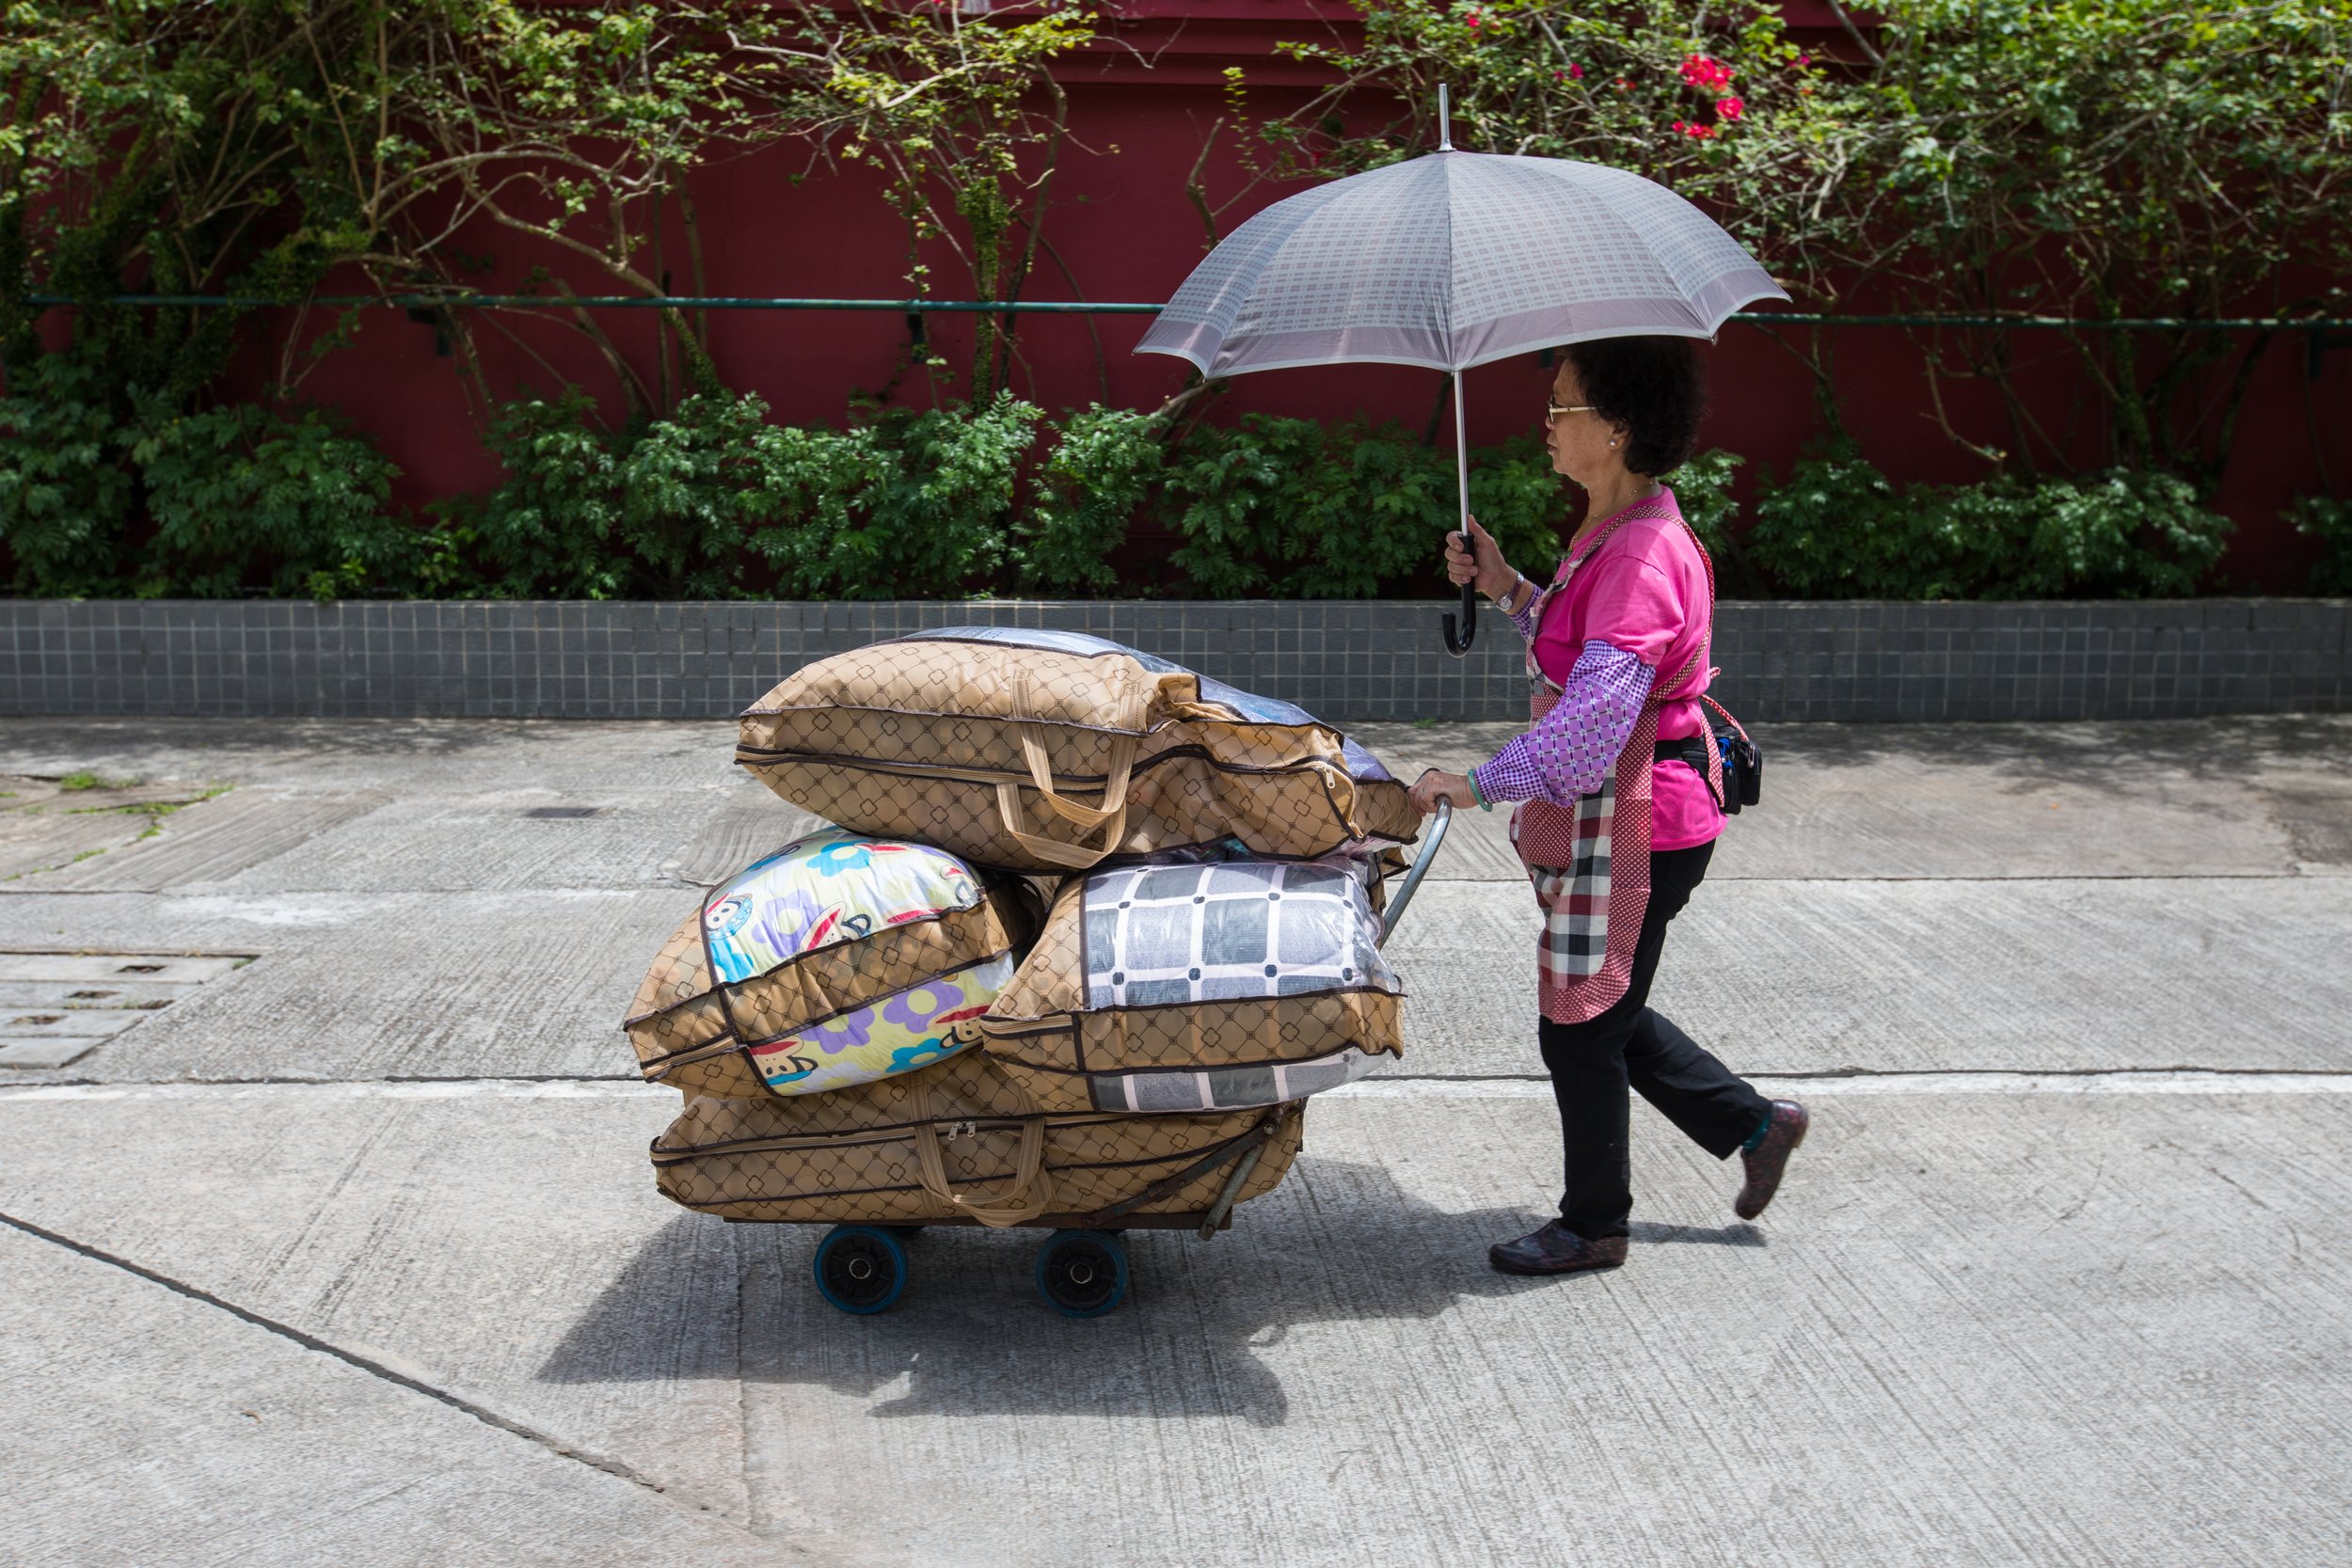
[1136,109,1788,653]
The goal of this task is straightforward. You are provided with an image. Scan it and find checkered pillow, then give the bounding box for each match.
[1081,860,1399,1008]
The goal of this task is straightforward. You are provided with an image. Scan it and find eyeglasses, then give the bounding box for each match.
[1545,402,1597,425]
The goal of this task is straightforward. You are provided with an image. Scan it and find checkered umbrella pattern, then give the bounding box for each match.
[1136,151,1788,378]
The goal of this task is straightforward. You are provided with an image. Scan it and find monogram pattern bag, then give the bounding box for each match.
[649,1050,1303,1227]
[736,628,1421,873]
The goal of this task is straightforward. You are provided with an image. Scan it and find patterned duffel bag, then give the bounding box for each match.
[979,853,1404,1114]
[649,1049,1301,1227]
[734,626,1420,873]
[622,830,1035,1100]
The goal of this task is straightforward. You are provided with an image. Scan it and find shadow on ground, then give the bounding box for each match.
[1752,713,2352,783]
[535,1159,1766,1427]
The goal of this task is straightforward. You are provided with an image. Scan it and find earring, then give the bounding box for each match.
[1609,437,1619,449]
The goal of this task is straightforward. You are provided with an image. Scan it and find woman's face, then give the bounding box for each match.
[1544,360,1629,488]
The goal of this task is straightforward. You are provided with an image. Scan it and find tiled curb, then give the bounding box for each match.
[1,598,2344,723]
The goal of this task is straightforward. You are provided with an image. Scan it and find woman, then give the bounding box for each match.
[1406,336,1807,1277]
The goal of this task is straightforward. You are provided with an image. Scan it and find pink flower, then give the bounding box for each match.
[1464,9,1480,25]
[1794,54,1812,69]
[1716,96,1743,120]
[1568,62,1584,79]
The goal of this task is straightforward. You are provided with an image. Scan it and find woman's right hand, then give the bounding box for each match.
[1444,515,1516,602]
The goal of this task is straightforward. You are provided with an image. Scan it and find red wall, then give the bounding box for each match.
[192,2,2350,589]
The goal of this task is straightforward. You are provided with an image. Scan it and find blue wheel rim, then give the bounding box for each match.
[1035,1228,1129,1318]
[813,1225,908,1315]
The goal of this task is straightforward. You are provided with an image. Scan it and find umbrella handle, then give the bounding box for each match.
[1442,369,1477,657]
[1442,582,1477,656]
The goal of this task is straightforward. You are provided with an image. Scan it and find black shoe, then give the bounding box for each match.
[1488,1221,1629,1276]
[1735,1101,1809,1220]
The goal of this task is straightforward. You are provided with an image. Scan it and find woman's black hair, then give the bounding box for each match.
[1561,336,1706,476]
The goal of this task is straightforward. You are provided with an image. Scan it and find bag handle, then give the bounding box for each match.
[911,1078,1054,1227]
[913,1118,1053,1227]
[991,669,1136,869]
[1010,670,1136,830]
[993,770,1132,870]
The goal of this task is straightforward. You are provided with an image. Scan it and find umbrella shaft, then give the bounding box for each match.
[1454,374,1471,530]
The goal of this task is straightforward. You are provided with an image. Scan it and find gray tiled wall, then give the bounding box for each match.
[1,598,2344,723]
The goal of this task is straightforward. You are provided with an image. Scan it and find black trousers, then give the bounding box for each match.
[1539,840,1772,1240]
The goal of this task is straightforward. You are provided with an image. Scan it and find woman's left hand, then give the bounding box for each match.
[1408,768,1480,815]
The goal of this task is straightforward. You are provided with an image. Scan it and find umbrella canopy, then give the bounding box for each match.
[1135,147,1787,655]
[1136,150,1788,376]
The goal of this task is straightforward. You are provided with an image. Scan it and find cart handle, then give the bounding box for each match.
[1377,800,1450,947]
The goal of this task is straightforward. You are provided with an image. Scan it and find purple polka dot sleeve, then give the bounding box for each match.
[1471,641,1655,806]
[1507,590,1544,644]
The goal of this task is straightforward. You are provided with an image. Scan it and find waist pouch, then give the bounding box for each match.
[736,626,1421,873]
[981,853,1405,1114]
[648,1050,1301,1227]
[1653,706,1763,816]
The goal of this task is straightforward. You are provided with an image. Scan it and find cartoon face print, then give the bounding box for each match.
[749,1037,819,1085]
[703,894,755,942]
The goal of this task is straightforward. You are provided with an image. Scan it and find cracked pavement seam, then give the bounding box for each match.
[0,1207,714,1517]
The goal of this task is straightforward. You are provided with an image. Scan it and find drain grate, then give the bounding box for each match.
[0,951,253,1069]
[521,805,606,819]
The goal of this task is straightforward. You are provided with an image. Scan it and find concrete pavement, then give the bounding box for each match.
[3,714,2349,1565]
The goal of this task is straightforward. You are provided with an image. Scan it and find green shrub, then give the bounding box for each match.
[755,394,1042,598]
[2,344,420,600]
[1157,415,1327,597]
[2002,469,2229,599]
[3,371,2271,604]
[619,388,795,599]
[453,388,631,599]
[459,386,1045,600]
[456,385,802,600]
[853,395,1042,596]
[2290,497,2352,596]
[0,350,138,595]
[1662,448,1745,561]
[1749,442,2230,599]
[1156,418,1575,599]
[1465,434,1575,585]
[462,388,1044,600]
[134,403,408,600]
[1017,405,1164,594]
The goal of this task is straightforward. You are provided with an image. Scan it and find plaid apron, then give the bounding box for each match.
[1510,499,1724,1024]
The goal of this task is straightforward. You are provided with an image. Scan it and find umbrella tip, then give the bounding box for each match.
[1438,85,1453,151]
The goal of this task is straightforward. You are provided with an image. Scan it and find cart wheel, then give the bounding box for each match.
[812,1225,908,1315]
[1035,1229,1129,1319]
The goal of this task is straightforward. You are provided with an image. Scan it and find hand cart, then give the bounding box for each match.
[776,801,1452,1319]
